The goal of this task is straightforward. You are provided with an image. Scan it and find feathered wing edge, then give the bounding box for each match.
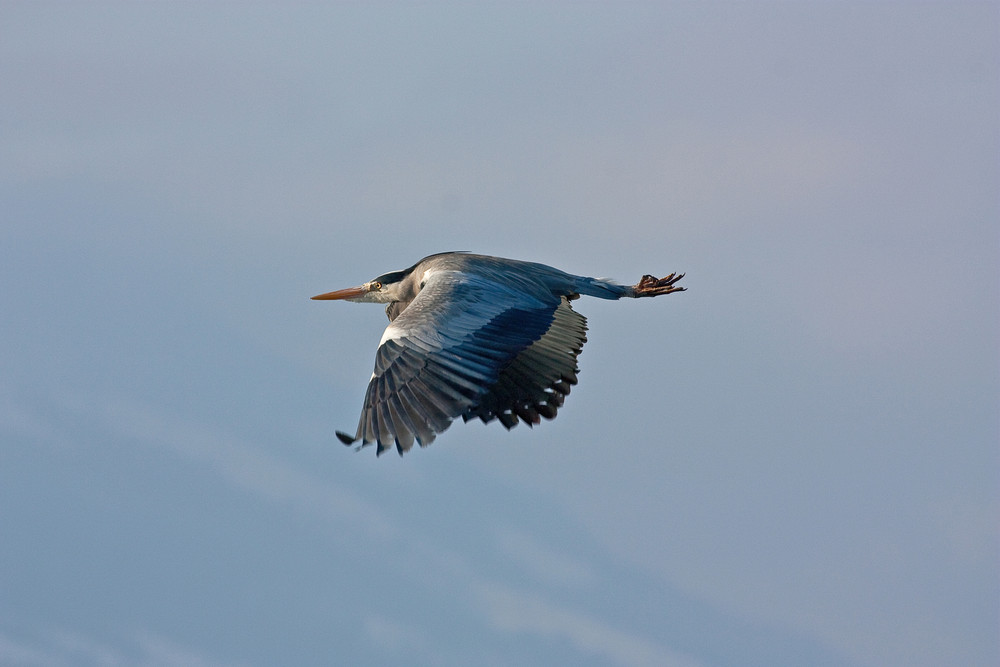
[337,298,587,456]
[462,298,587,430]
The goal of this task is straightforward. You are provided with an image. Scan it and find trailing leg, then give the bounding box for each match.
[631,273,685,298]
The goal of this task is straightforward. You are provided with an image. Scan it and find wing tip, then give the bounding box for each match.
[336,430,358,446]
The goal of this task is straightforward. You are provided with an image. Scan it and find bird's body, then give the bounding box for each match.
[313,252,684,456]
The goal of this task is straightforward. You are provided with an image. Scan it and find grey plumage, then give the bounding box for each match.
[312,252,685,456]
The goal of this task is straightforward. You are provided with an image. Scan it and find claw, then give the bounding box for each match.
[632,272,686,297]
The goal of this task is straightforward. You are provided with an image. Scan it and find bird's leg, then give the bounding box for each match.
[632,273,686,297]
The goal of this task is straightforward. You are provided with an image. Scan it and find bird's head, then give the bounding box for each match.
[311,269,411,304]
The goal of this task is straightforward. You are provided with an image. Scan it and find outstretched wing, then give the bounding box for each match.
[463,298,586,429]
[338,269,586,456]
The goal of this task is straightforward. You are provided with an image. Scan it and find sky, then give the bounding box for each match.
[1,2,997,666]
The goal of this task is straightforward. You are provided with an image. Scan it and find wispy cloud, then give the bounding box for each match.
[0,384,64,446]
[63,393,699,665]
[0,628,239,667]
[73,394,396,542]
[0,633,57,667]
[135,631,247,667]
[493,527,597,590]
[476,583,701,667]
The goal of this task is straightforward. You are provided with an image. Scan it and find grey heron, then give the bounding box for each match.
[312,252,685,456]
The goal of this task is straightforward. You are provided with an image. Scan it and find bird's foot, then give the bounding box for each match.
[632,272,685,297]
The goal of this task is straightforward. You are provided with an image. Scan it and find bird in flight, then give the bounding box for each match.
[312,252,685,456]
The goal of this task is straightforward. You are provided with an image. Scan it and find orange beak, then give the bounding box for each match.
[311,285,368,300]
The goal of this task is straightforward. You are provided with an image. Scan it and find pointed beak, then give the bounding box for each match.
[311,285,368,300]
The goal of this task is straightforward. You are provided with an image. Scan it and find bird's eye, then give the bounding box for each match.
[373,282,382,290]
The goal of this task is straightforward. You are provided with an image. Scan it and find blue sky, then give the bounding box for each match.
[1,3,997,666]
